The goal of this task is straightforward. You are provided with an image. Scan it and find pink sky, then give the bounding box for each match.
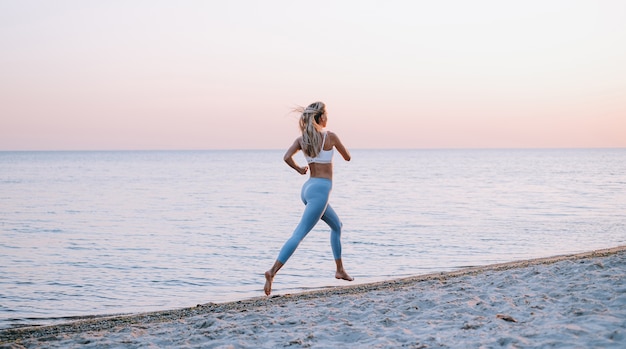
[1,0,625,150]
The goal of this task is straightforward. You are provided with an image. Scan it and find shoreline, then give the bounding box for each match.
[2,245,625,347]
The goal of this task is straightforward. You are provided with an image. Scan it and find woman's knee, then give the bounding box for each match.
[329,220,342,234]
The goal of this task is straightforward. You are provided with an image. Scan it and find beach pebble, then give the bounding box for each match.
[496,314,517,322]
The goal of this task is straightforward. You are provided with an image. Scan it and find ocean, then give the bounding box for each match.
[1,149,625,329]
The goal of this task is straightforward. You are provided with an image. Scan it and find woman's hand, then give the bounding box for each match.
[284,138,310,175]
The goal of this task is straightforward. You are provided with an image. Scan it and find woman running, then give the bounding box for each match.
[264,101,354,296]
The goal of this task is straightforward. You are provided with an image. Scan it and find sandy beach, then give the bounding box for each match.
[2,246,625,348]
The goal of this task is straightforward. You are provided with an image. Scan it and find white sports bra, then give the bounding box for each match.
[304,132,334,164]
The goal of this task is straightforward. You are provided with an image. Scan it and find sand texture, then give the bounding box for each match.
[2,246,625,348]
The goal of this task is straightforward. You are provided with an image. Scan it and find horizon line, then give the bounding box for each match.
[1,146,625,153]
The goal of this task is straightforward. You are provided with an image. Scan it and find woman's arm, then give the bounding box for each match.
[284,137,309,175]
[329,132,351,161]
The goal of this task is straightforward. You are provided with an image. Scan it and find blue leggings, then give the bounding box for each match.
[277,178,343,264]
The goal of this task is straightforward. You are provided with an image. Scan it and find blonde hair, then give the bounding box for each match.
[295,101,326,158]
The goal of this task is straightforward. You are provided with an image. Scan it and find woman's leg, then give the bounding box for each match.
[276,184,329,264]
[321,204,354,281]
[320,204,342,260]
[265,179,331,295]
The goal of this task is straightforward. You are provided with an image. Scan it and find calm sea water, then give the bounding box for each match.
[1,149,625,328]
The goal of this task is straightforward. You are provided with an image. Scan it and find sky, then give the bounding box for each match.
[1,0,625,150]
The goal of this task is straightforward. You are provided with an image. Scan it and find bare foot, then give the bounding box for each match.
[335,270,354,281]
[264,271,274,296]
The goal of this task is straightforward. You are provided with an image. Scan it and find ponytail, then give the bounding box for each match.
[296,102,326,158]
